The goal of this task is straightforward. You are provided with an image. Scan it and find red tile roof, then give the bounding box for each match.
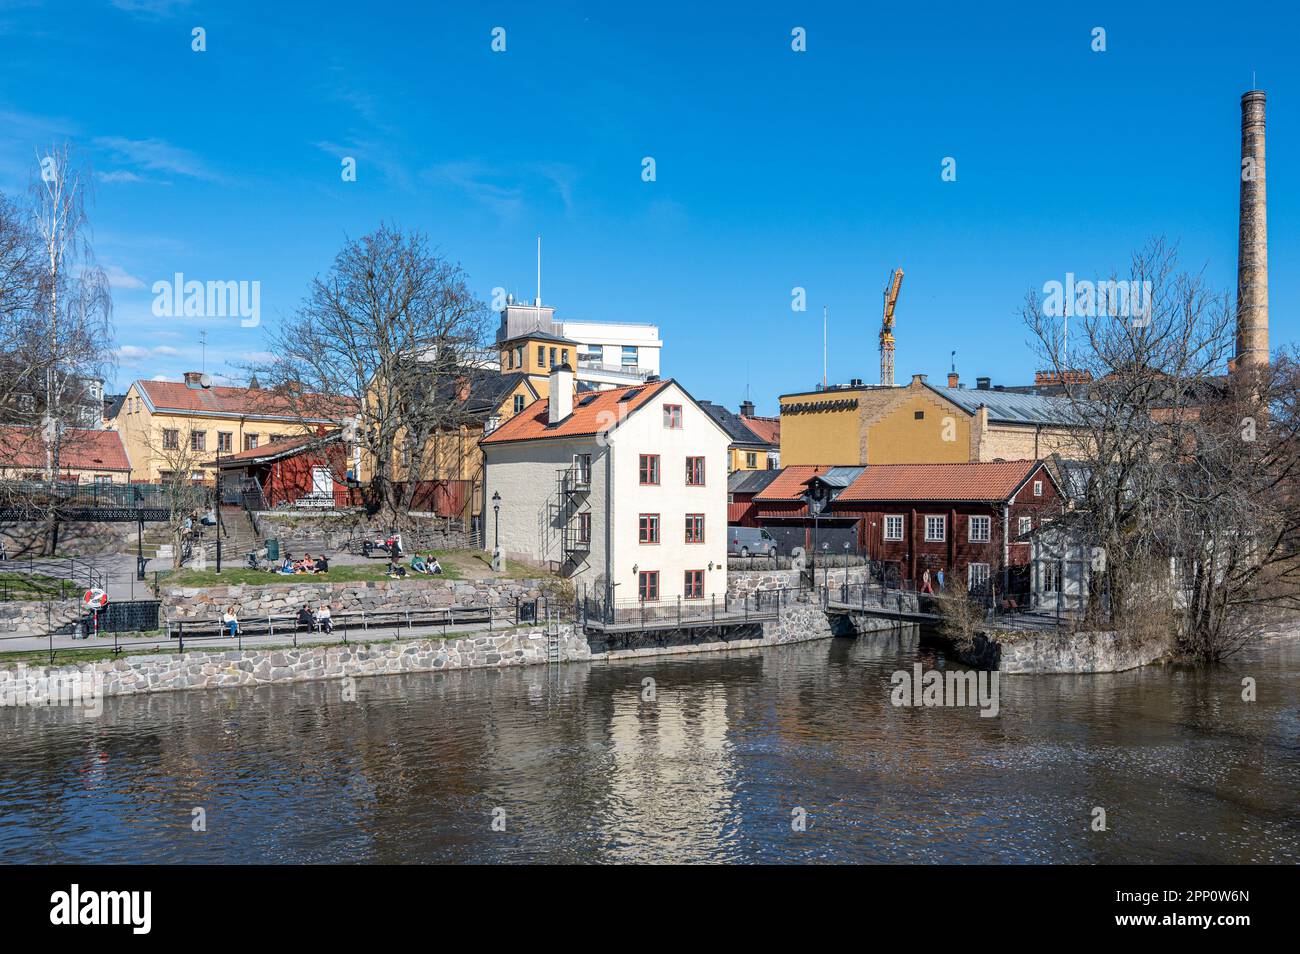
[835,460,1046,503]
[138,380,347,421]
[480,380,673,444]
[753,465,833,502]
[741,415,780,445]
[0,426,131,472]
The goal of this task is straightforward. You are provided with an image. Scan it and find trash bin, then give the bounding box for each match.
[266,538,280,562]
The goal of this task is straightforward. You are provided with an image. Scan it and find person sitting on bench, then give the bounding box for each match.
[314,604,333,634]
[297,604,314,631]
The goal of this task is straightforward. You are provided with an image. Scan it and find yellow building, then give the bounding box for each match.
[779,373,1086,466]
[113,373,342,483]
[359,367,540,520]
[498,330,577,400]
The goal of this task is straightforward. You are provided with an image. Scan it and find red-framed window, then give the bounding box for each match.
[638,513,660,544]
[685,456,705,486]
[577,512,591,544]
[684,570,704,600]
[663,404,683,429]
[639,454,660,485]
[685,513,704,543]
[638,571,659,602]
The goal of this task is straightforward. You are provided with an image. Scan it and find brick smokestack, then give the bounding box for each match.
[1236,89,1269,369]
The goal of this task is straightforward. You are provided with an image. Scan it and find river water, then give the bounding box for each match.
[1,629,1297,864]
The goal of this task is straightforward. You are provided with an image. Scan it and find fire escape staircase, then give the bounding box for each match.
[548,463,591,573]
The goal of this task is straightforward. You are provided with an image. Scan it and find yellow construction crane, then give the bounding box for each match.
[880,267,904,386]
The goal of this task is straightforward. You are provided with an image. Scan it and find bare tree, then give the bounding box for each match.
[147,425,211,569]
[1024,238,1300,660]
[27,144,114,477]
[253,224,490,527]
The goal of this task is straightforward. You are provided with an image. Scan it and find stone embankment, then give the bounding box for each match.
[957,628,1169,674]
[0,627,593,705]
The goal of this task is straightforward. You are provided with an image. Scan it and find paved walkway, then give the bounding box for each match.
[1,615,535,658]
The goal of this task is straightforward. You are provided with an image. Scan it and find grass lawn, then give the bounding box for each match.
[0,572,81,602]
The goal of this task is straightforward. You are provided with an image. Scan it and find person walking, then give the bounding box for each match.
[921,568,933,594]
[936,568,945,591]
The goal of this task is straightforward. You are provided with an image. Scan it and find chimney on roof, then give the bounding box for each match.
[947,372,959,388]
[910,374,927,386]
[455,375,471,402]
[548,362,574,424]
[739,399,755,417]
[975,376,991,390]
[183,371,203,389]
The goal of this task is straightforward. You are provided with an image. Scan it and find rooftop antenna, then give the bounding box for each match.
[199,329,207,373]
[822,305,828,389]
[535,235,541,306]
[951,350,956,374]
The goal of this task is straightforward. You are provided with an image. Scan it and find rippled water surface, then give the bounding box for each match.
[2,630,1297,863]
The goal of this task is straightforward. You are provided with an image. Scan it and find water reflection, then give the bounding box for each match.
[1,628,1296,863]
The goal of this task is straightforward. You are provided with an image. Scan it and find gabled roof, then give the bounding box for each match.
[103,393,127,420]
[136,380,345,422]
[211,431,341,468]
[698,401,771,447]
[924,384,1087,426]
[753,465,835,502]
[835,460,1051,504]
[741,415,780,444]
[728,468,781,495]
[480,380,674,444]
[0,426,131,472]
[806,465,866,490]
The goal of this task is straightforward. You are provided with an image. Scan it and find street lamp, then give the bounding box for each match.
[491,491,501,550]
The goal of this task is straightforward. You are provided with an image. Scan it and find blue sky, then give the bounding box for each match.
[1,0,1295,412]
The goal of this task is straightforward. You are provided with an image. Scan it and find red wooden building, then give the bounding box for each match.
[210,432,354,509]
[828,459,1062,594]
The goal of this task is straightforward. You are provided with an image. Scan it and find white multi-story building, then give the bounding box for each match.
[481,364,730,606]
[495,299,662,390]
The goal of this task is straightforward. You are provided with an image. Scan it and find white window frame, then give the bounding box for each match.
[969,563,990,588]
[968,515,991,542]
[1033,480,1043,497]
[1018,515,1033,537]
[883,515,904,541]
[924,515,946,542]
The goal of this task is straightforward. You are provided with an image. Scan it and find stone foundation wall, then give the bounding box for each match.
[964,628,1170,674]
[161,577,558,620]
[253,513,472,552]
[0,627,592,703]
[0,600,80,633]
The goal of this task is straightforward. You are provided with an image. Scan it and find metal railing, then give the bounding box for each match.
[0,556,106,594]
[0,479,199,511]
[579,589,783,629]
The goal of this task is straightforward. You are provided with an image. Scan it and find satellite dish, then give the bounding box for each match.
[199,373,213,388]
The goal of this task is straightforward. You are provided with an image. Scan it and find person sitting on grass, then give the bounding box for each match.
[411,553,428,574]
[278,557,294,575]
[427,555,443,575]
[296,604,314,631]
[314,604,333,634]
[386,559,407,579]
[295,553,316,574]
[314,553,329,573]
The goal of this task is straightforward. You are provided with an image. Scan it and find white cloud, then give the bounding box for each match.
[98,170,145,184]
[104,264,145,290]
[118,344,150,359]
[94,136,224,184]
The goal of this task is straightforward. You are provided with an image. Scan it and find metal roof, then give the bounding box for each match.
[925,384,1088,426]
[727,468,781,494]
